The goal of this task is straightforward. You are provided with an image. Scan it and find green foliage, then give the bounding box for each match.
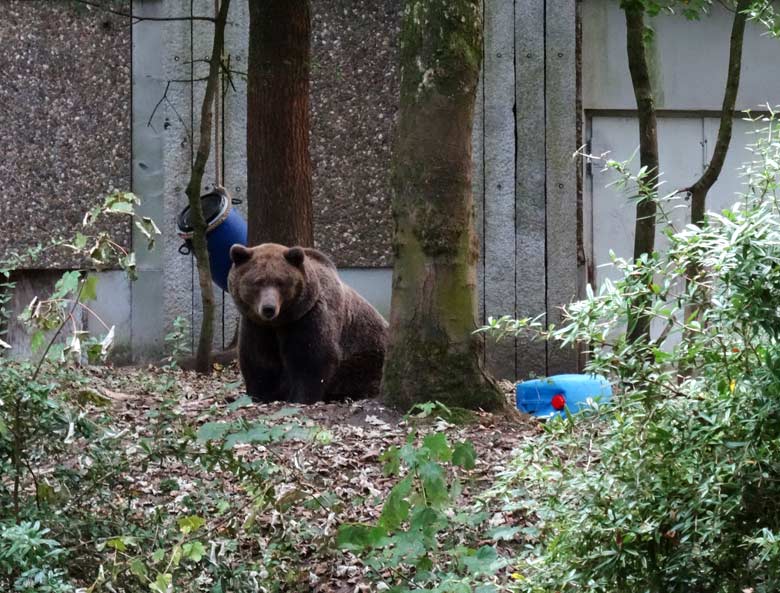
[0,192,162,591]
[164,316,192,367]
[337,431,504,592]
[481,113,780,592]
[0,521,73,593]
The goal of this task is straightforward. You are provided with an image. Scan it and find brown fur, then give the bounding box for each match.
[227,243,388,404]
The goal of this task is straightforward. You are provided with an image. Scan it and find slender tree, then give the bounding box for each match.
[681,0,750,333]
[623,1,660,262]
[381,0,504,412]
[247,0,314,248]
[687,0,750,224]
[620,1,660,343]
[184,0,231,373]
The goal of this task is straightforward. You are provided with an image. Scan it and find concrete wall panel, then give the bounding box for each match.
[545,0,579,375]
[514,0,547,378]
[583,1,780,111]
[482,0,518,379]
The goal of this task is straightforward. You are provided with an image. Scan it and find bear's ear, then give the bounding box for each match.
[230,244,252,266]
[284,247,305,268]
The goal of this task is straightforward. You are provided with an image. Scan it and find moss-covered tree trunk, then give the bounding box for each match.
[381,0,503,412]
[184,0,230,373]
[247,0,314,248]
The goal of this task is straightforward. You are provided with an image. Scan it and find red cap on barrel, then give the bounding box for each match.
[551,393,566,411]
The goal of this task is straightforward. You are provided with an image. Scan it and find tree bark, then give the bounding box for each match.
[624,3,659,261]
[247,0,314,248]
[623,2,660,343]
[688,0,749,224]
[683,0,748,343]
[184,0,230,374]
[381,0,503,412]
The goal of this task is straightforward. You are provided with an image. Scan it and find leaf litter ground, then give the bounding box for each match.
[72,363,541,592]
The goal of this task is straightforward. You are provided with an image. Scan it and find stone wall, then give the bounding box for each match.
[310,0,399,267]
[0,0,131,268]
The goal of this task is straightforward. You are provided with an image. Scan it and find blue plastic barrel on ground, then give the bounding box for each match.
[516,374,612,418]
[176,188,247,292]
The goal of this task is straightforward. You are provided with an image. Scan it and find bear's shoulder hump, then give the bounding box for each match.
[304,248,337,270]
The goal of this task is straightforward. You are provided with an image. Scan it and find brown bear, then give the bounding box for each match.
[227,243,388,404]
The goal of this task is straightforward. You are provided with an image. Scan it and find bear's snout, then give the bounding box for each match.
[258,287,281,321]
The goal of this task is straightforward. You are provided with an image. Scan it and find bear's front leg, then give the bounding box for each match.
[277,308,340,405]
[238,319,288,403]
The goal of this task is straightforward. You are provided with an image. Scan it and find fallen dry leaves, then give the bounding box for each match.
[69,364,540,592]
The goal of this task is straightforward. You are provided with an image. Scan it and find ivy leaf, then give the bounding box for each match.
[224,425,272,449]
[52,271,81,299]
[418,461,448,507]
[135,216,161,250]
[80,275,99,302]
[452,441,477,470]
[379,475,413,531]
[148,572,172,593]
[462,545,504,576]
[177,515,205,534]
[487,525,520,541]
[423,432,452,462]
[380,445,401,476]
[104,191,139,214]
[227,395,253,411]
[336,524,388,551]
[196,422,230,443]
[270,406,301,418]
[182,541,206,563]
[106,536,135,551]
[129,558,147,580]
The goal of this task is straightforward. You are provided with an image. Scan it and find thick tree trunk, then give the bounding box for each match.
[623,3,659,343]
[184,0,231,374]
[381,0,503,412]
[247,0,314,248]
[688,0,749,224]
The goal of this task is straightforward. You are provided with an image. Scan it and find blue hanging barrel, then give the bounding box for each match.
[516,374,612,419]
[176,189,247,292]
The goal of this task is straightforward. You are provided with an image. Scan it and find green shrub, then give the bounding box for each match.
[483,111,780,592]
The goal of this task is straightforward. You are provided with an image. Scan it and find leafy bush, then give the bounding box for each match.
[0,521,72,593]
[337,430,506,592]
[482,111,780,592]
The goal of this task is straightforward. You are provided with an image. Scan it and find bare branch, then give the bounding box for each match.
[72,0,216,24]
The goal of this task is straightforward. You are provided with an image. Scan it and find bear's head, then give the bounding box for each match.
[228,243,318,325]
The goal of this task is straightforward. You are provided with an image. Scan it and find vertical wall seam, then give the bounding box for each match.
[219,15,227,351]
[542,0,549,374]
[190,0,196,352]
[512,0,518,378]
[129,0,135,355]
[481,0,487,341]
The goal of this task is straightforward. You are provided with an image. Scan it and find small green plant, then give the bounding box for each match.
[337,431,505,592]
[164,315,192,367]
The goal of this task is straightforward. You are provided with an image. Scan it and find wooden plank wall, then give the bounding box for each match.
[476,0,579,381]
